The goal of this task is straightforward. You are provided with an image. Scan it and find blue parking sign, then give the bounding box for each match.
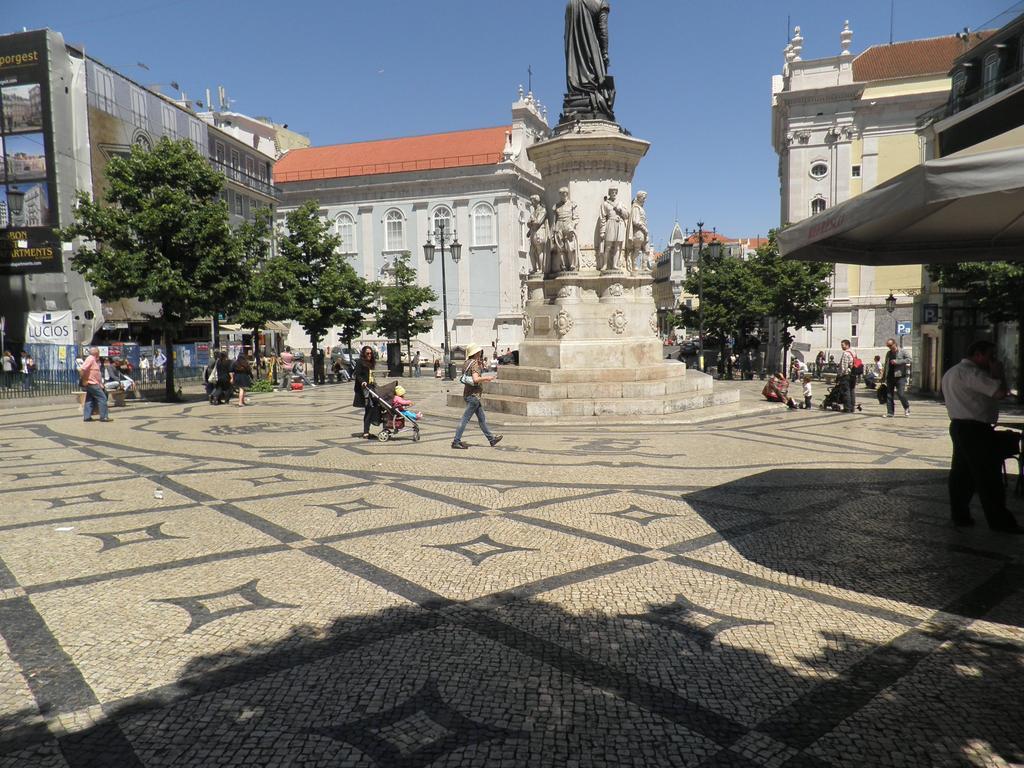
[896,321,912,335]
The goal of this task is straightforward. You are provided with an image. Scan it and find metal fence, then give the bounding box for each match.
[0,357,206,402]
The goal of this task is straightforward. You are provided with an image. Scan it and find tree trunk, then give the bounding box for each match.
[1017,308,1024,403]
[164,324,177,402]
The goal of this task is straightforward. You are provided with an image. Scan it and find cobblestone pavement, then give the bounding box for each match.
[0,379,1021,767]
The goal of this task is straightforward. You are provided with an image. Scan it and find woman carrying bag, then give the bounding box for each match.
[353,346,377,439]
[451,344,502,449]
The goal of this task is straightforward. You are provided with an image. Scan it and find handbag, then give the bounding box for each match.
[459,362,477,387]
[876,383,888,405]
[207,366,218,384]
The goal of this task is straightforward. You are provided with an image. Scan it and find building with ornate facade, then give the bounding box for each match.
[273,90,549,355]
[771,21,991,364]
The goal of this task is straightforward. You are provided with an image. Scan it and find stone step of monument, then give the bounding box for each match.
[497,363,688,384]
[448,388,740,418]
[486,372,710,401]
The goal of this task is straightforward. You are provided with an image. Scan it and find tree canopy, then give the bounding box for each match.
[370,251,438,363]
[278,201,367,352]
[60,137,240,401]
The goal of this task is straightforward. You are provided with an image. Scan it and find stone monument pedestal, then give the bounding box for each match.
[447,121,737,418]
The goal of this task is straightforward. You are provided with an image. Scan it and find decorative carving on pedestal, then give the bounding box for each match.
[522,313,532,338]
[624,191,648,274]
[607,283,624,298]
[608,309,628,335]
[640,284,653,298]
[554,309,575,337]
[649,312,659,335]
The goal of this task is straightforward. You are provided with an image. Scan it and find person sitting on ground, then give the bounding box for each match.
[290,357,315,387]
[762,372,798,409]
[865,355,883,389]
[101,357,132,392]
[332,357,352,383]
[392,385,423,422]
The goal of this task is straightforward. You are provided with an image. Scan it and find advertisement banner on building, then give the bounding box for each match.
[25,311,73,344]
[0,31,61,274]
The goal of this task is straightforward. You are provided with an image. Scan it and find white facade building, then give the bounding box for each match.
[274,90,549,355]
[770,23,985,364]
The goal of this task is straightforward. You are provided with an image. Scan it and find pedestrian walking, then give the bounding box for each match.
[815,350,826,378]
[232,352,253,407]
[412,351,421,377]
[941,339,1022,533]
[882,338,912,417]
[2,349,14,388]
[353,346,377,439]
[79,346,112,422]
[452,344,503,449]
[279,346,294,389]
[210,351,232,404]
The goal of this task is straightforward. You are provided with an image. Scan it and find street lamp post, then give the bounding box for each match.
[680,222,721,372]
[422,221,462,380]
[885,291,899,343]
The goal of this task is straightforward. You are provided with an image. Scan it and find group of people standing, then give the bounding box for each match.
[2,349,36,389]
[204,350,253,407]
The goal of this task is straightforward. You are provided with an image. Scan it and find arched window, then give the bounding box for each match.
[811,196,827,215]
[472,202,495,246]
[335,213,356,254]
[951,69,967,111]
[432,206,453,242]
[384,209,405,251]
[982,52,1000,99]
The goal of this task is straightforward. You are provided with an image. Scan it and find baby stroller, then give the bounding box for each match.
[819,381,844,411]
[364,381,421,442]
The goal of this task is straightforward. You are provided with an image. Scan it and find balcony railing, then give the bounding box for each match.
[208,157,280,200]
[919,66,1024,125]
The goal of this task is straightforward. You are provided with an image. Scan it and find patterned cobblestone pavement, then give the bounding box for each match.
[0,380,1021,767]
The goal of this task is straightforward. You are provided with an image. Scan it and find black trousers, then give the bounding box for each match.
[838,375,856,412]
[949,420,1013,528]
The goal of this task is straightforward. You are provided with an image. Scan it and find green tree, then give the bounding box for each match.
[232,209,293,364]
[60,138,240,401]
[680,249,767,370]
[752,231,833,370]
[928,261,1024,398]
[278,201,364,357]
[371,251,439,370]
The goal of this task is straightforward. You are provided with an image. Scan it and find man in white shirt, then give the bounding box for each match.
[941,339,1021,533]
[837,340,857,413]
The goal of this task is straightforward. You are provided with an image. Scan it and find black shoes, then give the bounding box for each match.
[489,435,503,447]
[451,441,469,450]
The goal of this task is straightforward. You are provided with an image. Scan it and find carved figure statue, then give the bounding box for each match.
[624,190,649,274]
[551,187,580,273]
[562,0,616,123]
[598,187,628,271]
[527,195,549,275]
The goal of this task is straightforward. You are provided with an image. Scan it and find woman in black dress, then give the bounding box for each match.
[352,346,377,438]
[232,352,253,407]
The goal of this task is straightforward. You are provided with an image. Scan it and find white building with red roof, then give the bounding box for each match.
[274,89,549,355]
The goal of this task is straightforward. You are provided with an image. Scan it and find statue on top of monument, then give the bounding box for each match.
[551,187,580,274]
[527,195,550,275]
[562,0,616,123]
[624,191,649,274]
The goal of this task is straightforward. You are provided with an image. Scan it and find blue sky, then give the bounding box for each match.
[8,0,1018,246]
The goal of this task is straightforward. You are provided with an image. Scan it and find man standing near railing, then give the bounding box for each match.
[80,347,112,423]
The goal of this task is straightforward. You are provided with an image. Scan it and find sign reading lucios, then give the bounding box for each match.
[25,311,73,344]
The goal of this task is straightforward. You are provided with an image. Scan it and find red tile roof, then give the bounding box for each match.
[684,232,732,245]
[852,32,994,82]
[274,126,510,183]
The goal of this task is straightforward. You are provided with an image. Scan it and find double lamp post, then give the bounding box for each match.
[679,222,721,372]
[422,221,462,380]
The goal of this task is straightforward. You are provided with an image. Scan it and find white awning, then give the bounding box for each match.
[778,146,1024,265]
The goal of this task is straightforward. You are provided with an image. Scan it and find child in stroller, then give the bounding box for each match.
[392,385,422,422]
[363,381,421,442]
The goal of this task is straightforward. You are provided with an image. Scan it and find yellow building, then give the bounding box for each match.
[771,22,990,363]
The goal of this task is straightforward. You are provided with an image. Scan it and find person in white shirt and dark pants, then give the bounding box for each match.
[941,339,1022,533]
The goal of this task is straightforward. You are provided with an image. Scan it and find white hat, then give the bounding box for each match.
[466,344,483,359]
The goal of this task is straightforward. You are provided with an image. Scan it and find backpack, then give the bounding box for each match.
[850,354,864,376]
